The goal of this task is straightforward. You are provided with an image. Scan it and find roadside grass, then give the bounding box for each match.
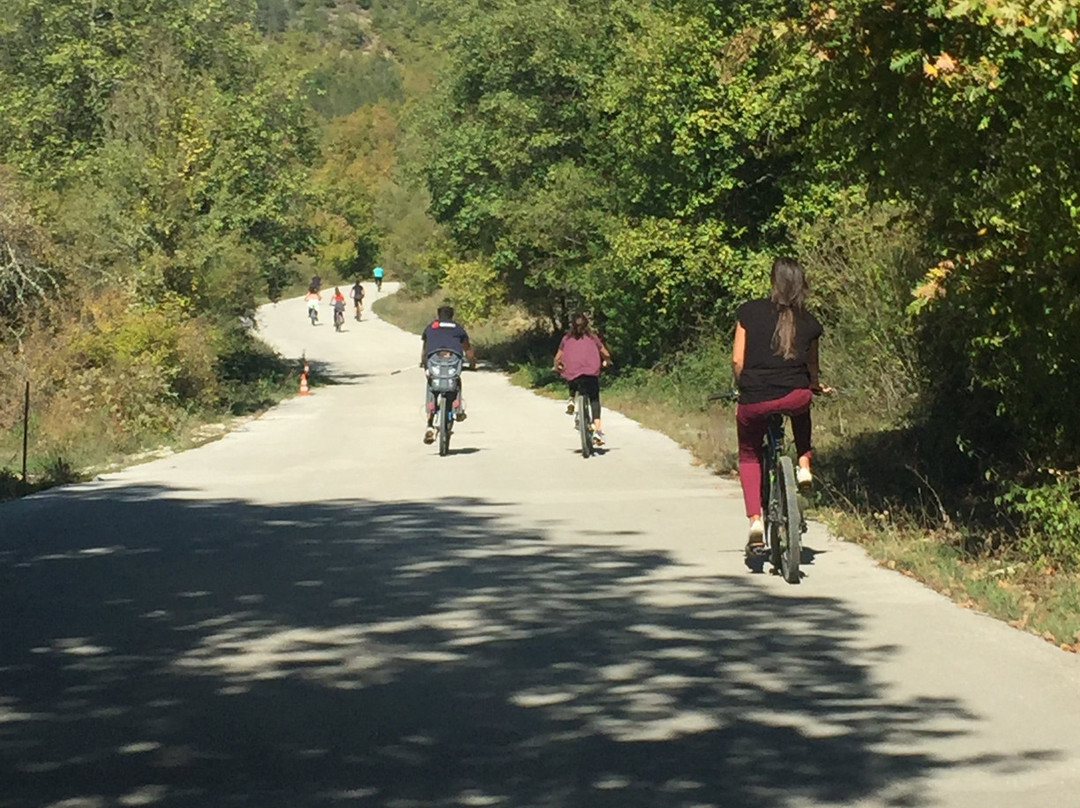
[819,508,1080,651]
[375,287,1080,651]
[371,288,448,335]
[0,330,302,500]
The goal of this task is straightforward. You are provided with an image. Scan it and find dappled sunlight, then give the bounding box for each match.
[0,487,1062,807]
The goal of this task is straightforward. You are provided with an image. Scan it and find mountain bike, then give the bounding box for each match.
[307,303,318,325]
[333,306,345,332]
[709,392,804,583]
[426,351,464,457]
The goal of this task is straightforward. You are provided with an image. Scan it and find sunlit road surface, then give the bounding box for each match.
[3,282,1080,808]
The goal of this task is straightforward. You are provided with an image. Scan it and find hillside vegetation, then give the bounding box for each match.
[0,0,434,485]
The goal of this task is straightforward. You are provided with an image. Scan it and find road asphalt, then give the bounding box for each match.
[2,282,1079,807]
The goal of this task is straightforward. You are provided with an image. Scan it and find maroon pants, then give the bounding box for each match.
[736,388,813,517]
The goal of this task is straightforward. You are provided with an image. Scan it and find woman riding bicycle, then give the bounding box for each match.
[304,286,321,323]
[733,257,829,547]
[554,313,612,446]
[330,287,347,330]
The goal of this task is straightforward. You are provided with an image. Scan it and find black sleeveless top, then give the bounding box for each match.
[737,298,823,404]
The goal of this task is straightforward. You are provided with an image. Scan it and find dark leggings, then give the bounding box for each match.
[568,375,601,420]
[736,388,813,517]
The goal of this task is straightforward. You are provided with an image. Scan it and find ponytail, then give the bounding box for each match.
[769,257,809,360]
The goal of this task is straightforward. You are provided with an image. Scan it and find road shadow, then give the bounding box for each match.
[446,447,481,457]
[302,359,370,387]
[0,487,1059,807]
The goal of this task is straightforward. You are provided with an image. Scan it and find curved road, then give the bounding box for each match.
[2,284,1079,807]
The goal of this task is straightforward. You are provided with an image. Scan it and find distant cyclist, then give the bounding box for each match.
[310,274,322,292]
[350,279,365,320]
[331,287,346,329]
[732,256,830,547]
[304,286,321,324]
[554,313,612,445]
[373,265,384,292]
[420,305,475,444]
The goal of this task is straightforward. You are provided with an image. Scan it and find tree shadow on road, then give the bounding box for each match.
[0,487,1059,807]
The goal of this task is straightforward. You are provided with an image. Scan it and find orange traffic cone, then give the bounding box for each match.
[299,373,309,396]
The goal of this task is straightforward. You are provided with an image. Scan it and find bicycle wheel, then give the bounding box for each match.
[764,465,782,567]
[438,395,451,456]
[778,456,802,583]
[576,392,592,458]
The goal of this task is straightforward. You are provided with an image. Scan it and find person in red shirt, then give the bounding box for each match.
[554,313,612,445]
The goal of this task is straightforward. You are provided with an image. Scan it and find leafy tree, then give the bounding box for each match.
[801,0,1080,460]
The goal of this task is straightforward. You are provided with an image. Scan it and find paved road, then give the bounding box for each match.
[2,284,1079,808]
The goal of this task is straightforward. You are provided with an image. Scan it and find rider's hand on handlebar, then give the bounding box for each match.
[812,384,834,395]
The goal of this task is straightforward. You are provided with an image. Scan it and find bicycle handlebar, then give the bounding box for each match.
[708,387,836,403]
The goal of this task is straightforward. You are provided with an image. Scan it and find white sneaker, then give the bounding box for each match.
[796,466,813,490]
[746,518,765,553]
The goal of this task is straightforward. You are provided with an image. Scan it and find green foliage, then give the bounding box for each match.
[0,0,396,483]
[806,0,1080,460]
[0,168,58,335]
[442,259,506,322]
[307,106,394,280]
[1001,472,1080,568]
[306,52,404,117]
[372,182,451,294]
[787,189,926,418]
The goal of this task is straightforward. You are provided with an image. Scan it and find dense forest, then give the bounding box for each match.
[2,0,1078,562]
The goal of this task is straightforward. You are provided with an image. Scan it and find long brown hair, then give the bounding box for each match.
[769,257,809,360]
[569,312,591,339]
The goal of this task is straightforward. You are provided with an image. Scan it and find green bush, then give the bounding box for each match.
[1001,473,1080,568]
[442,259,506,322]
[789,192,926,420]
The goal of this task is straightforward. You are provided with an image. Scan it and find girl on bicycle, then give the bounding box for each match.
[304,286,321,323]
[554,313,612,445]
[732,257,828,547]
[331,287,346,329]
